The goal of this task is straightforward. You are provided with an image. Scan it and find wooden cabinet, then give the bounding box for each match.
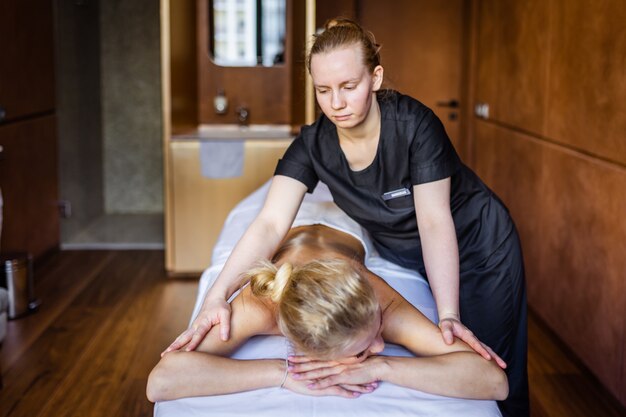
[0,0,58,258]
[166,138,292,273]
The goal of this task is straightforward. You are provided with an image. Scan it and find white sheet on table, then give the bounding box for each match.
[155,180,502,417]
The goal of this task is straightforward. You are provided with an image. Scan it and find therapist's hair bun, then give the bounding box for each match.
[246,259,379,359]
[307,17,381,73]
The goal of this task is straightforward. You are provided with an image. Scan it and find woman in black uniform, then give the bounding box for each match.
[166,18,528,417]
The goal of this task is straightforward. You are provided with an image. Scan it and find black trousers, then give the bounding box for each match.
[460,228,529,417]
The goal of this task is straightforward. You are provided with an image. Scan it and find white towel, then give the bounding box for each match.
[199,140,244,178]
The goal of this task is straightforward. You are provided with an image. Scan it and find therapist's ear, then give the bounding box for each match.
[371,65,384,91]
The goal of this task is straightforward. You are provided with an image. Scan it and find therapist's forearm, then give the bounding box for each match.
[204,217,286,302]
[418,215,460,319]
[147,351,285,401]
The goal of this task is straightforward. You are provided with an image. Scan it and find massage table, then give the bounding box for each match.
[154,181,502,417]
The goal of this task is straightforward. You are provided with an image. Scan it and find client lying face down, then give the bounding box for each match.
[147,225,508,401]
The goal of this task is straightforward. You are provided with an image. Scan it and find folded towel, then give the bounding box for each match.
[199,140,244,179]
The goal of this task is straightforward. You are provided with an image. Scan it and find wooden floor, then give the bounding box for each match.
[0,250,624,417]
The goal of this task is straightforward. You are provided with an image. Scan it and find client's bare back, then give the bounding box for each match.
[272,225,366,267]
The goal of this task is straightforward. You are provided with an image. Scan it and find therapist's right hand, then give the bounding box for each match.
[161,297,232,356]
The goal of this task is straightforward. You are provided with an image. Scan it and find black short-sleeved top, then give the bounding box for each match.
[275,90,513,276]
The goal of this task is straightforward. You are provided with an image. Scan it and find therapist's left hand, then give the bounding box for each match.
[438,316,507,369]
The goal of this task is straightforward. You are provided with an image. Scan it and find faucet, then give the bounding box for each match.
[236,106,249,125]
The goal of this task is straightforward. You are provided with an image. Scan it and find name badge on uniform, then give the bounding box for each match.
[382,187,412,201]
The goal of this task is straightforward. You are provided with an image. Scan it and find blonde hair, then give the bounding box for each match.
[307,18,381,73]
[246,259,378,358]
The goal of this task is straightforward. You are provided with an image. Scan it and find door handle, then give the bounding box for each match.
[436,99,459,108]
[0,106,6,123]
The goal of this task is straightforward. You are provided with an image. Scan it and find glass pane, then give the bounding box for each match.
[211,0,286,67]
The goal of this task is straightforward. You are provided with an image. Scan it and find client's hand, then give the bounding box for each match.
[161,297,232,356]
[438,316,507,369]
[283,374,377,399]
[288,356,382,393]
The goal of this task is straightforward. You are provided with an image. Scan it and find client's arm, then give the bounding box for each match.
[163,176,308,353]
[148,288,369,401]
[376,300,508,400]
[291,275,508,401]
[147,291,282,401]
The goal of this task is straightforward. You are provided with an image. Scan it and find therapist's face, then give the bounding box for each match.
[310,45,383,130]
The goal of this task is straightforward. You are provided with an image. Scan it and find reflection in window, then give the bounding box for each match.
[212,0,286,67]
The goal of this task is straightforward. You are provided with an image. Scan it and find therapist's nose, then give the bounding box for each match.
[331,91,345,110]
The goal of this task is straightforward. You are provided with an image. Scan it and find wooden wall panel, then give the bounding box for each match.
[472,120,626,404]
[496,0,549,135]
[0,0,55,122]
[0,116,59,258]
[538,144,626,402]
[475,0,549,135]
[545,0,626,164]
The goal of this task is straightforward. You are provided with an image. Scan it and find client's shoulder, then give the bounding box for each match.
[230,286,280,336]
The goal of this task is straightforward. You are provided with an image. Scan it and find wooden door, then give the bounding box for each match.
[359,0,464,148]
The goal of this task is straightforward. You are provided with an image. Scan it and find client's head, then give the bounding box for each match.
[245,259,383,360]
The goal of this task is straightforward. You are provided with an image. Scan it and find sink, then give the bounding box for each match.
[173,124,293,140]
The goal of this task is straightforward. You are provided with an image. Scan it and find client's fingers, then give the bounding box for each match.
[291,364,345,380]
[339,383,377,393]
[315,385,361,399]
[307,374,341,390]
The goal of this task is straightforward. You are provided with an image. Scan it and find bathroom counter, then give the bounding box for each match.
[164,130,294,274]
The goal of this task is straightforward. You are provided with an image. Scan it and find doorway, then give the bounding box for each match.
[56,0,164,250]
